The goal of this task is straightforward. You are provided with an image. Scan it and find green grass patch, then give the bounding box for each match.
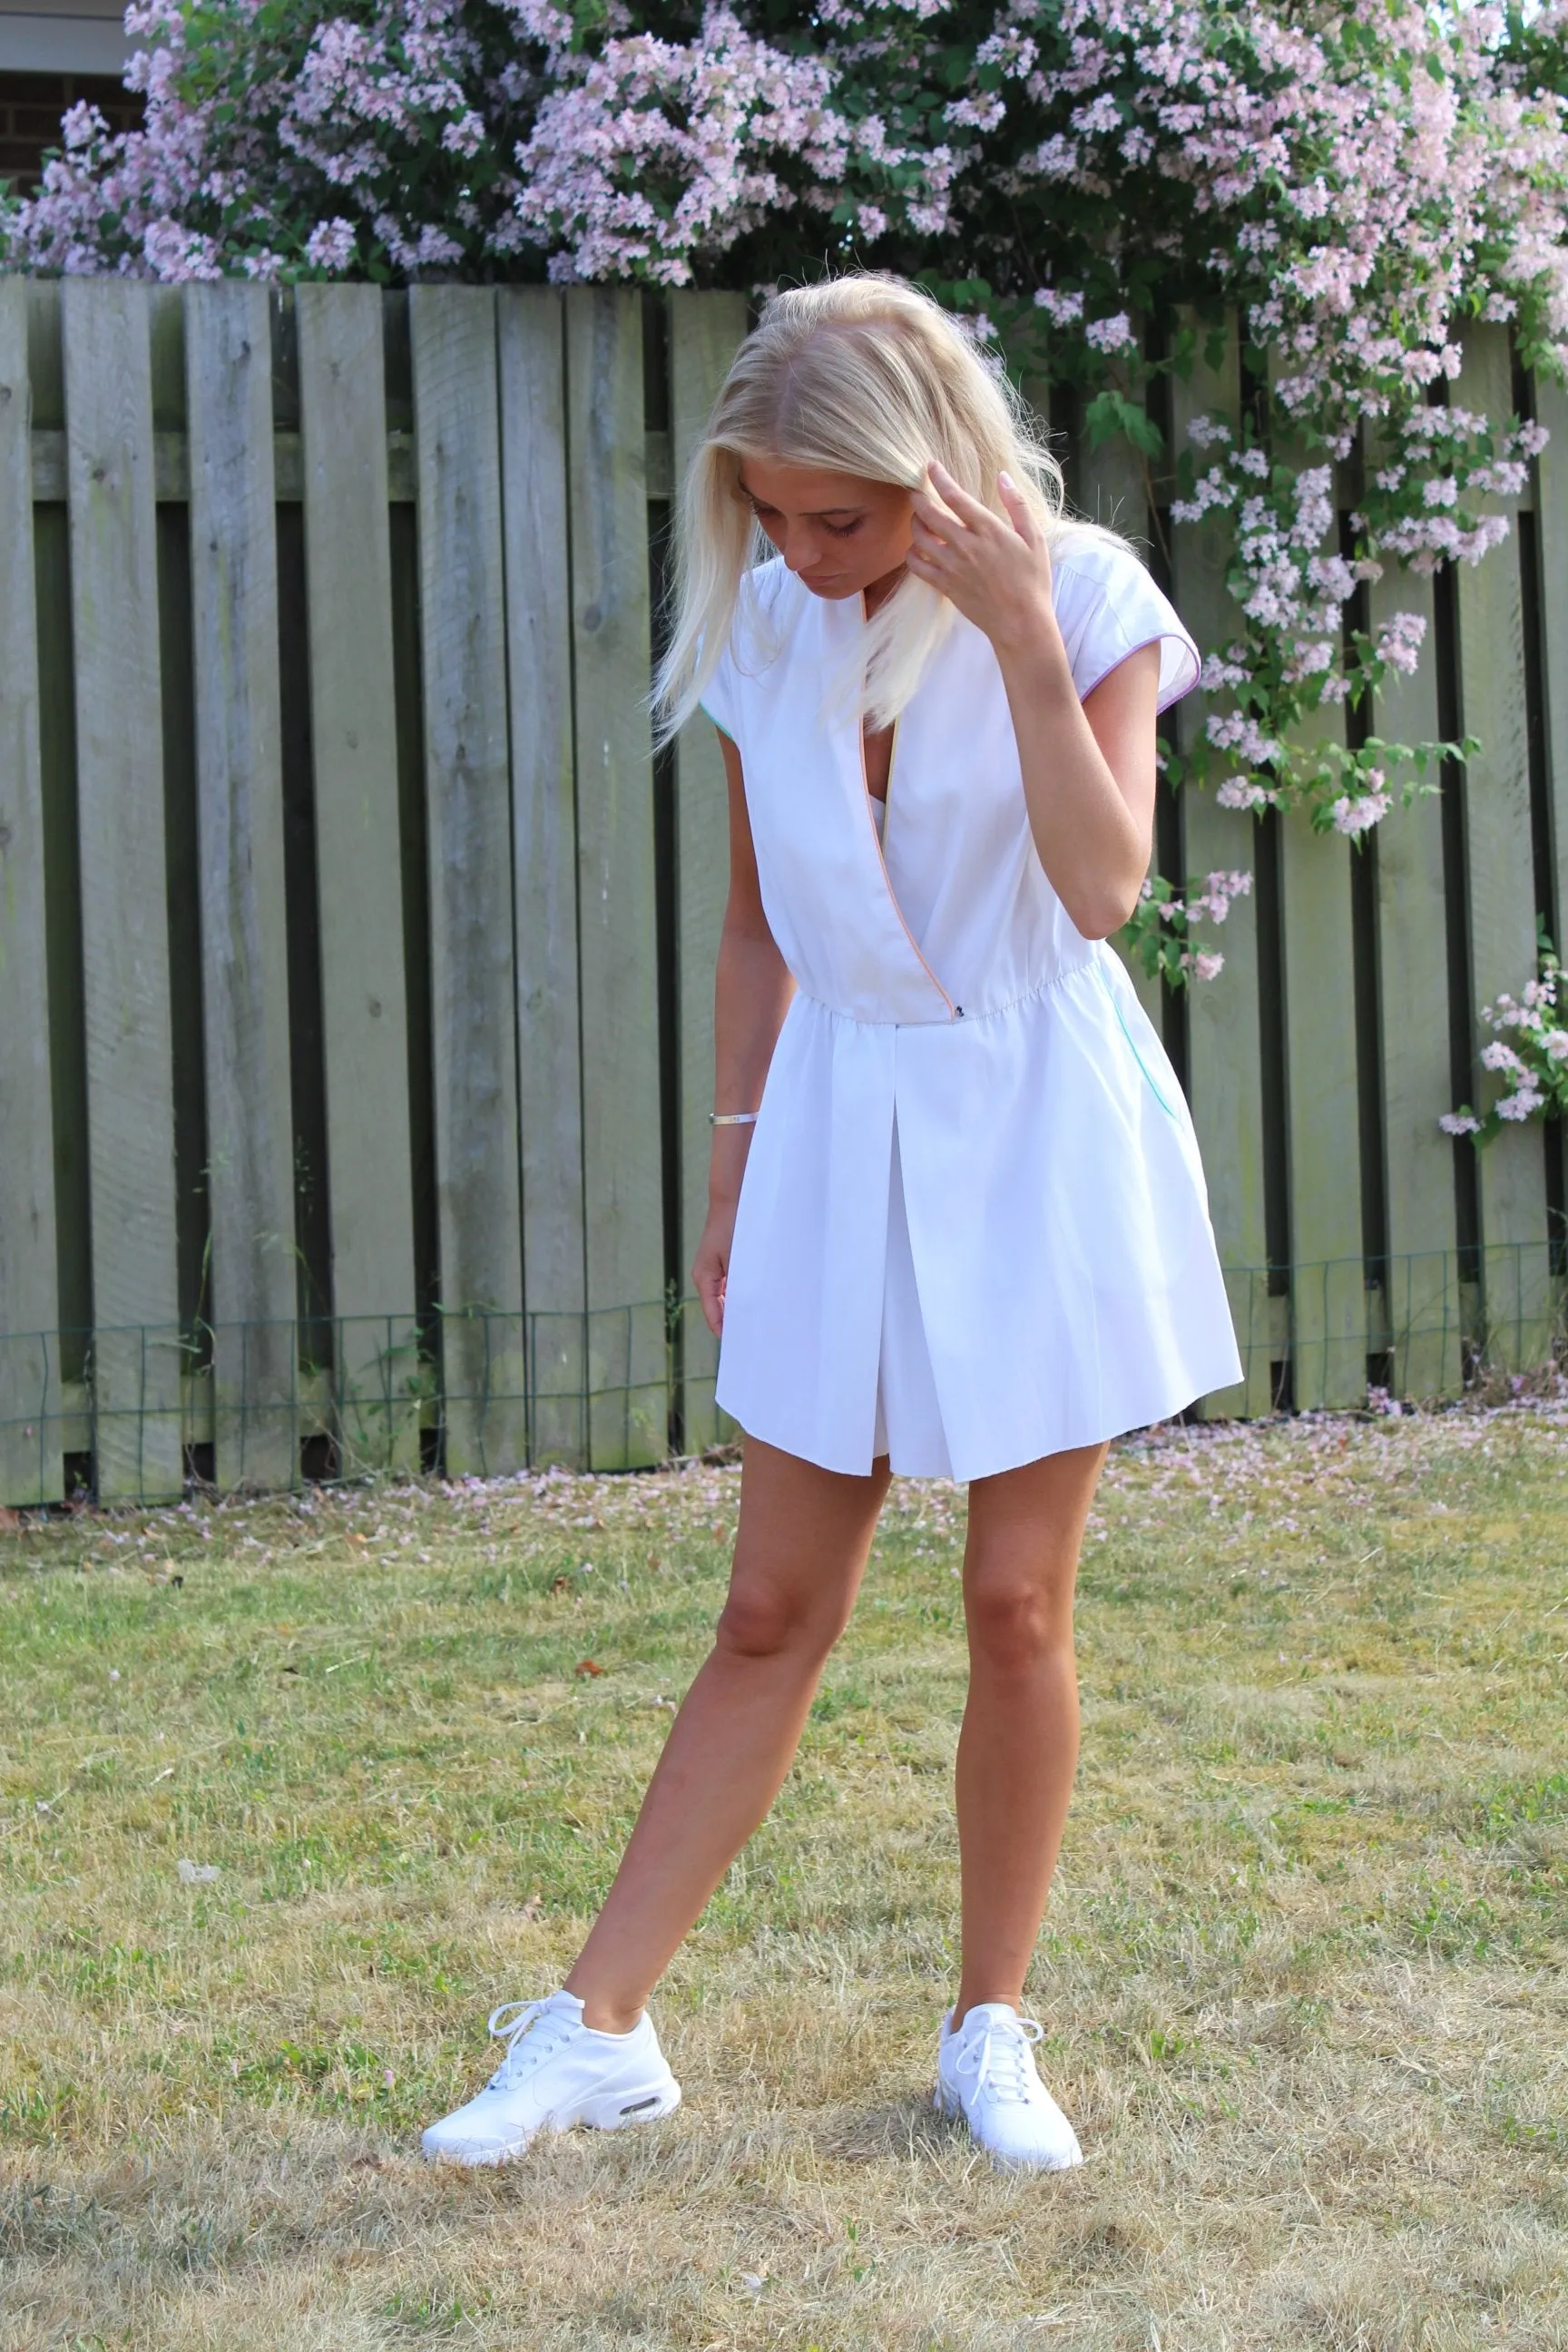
[2,1414,1566,2347]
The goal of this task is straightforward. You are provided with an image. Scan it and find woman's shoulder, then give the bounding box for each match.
[1049,524,1159,610]
[700,558,802,739]
[724,554,800,661]
[1048,524,1201,713]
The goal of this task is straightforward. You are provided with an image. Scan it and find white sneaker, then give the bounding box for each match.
[420,1989,681,2167]
[936,2002,1083,2171]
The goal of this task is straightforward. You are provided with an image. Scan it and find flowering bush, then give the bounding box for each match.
[9,0,1568,985]
[1122,867,1252,989]
[8,2,873,283]
[1441,945,1568,1142]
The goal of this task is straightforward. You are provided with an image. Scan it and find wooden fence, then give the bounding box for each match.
[0,279,1564,1505]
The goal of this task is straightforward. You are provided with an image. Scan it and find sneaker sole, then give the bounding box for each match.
[422,2079,681,2168]
[577,2079,682,2134]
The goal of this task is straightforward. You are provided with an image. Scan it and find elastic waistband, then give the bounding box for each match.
[796,953,1102,1031]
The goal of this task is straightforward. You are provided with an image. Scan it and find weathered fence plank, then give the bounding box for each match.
[1171,319,1276,1415]
[296,285,420,1472]
[1279,811,1367,1405]
[7,286,1568,1504]
[1369,564,1463,1398]
[1533,368,1568,1023]
[410,286,526,1477]
[185,282,298,1492]
[498,288,586,1468]
[62,280,183,1501]
[670,288,747,1454]
[566,289,668,1468]
[1455,324,1554,1370]
[0,277,61,1505]
[29,284,93,1438]
[1271,380,1368,1407]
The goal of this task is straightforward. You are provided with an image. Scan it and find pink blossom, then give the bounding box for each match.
[1330,787,1392,836]
[1033,287,1085,324]
[305,215,358,271]
[1084,310,1137,353]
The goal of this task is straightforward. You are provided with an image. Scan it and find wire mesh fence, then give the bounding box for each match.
[1,1250,1563,1509]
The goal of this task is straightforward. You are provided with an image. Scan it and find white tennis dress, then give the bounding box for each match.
[701,533,1243,1482]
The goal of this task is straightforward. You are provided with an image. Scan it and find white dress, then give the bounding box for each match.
[701,531,1243,1482]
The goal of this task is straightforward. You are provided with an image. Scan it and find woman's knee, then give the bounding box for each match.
[965,1566,1073,1670]
[715,1577,844,1665]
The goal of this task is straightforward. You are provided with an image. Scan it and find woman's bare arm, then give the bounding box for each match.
[691,730,795,1338]
[1001,637,1161,940]
[906,461,1160,939]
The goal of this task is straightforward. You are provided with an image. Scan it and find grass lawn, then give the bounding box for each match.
[2,1407,1566,2350]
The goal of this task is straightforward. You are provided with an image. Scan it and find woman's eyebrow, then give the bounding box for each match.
[736,479,865,519]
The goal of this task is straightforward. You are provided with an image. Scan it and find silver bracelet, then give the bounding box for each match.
[710,1111,759,1126]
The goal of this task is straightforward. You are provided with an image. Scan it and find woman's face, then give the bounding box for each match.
[737,457,913,603]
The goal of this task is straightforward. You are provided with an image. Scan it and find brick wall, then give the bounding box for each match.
[0,71,143,190]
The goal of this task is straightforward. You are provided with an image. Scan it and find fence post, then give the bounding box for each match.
[498,289,587,1469]
[566,289,668,1468]
[186,281,299,1492]
[63,280,183,1501]
[297,285,420,1473]
[0,277,61,1506]
[1272,388,1367,1408]
[1369,561,1463,1398]
[411,285,527,1477]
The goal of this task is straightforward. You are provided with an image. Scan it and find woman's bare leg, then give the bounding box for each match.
[951,1443,1106,2025]
[565,1437,890,2032]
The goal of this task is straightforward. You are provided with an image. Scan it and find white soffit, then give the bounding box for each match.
[0,0,137,75]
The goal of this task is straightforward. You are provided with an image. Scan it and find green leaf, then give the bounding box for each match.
[1083,388,1163,458]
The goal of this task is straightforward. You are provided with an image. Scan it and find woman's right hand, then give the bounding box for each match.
[692,1200,738,1338]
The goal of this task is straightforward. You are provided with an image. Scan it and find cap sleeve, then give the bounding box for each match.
[1052,535,1201,714]
[697,560,791,743]
[698,641,739,741]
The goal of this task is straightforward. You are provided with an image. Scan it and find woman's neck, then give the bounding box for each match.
[862,564,906,619]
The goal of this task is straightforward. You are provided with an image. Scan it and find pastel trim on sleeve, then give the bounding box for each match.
[1052,534,1202,713]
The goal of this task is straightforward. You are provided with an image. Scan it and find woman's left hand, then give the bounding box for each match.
[906,460,1056,656]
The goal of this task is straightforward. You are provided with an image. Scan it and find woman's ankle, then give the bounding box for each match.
[581,2002,643,2035]
[564,1975,646,2035]
[950,1990,1022,2031]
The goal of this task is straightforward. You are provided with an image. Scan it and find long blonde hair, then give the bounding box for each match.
[654,273,1119,744]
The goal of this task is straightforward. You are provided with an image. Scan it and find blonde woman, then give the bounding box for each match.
[423,275,1240,2172]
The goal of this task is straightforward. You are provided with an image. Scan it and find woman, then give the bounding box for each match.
[422,274,1240,2173]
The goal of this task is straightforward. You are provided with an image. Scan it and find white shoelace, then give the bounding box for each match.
[485,1997,578,2092]
[952,2012,1045,2106]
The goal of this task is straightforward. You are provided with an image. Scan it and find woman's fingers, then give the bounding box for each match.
[910,485,962,543]
[692,1257,726,1338]
[996,469,1038,544]
[926,459,996,529]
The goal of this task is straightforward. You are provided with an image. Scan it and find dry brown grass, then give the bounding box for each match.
[2,1408,1566,2349]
